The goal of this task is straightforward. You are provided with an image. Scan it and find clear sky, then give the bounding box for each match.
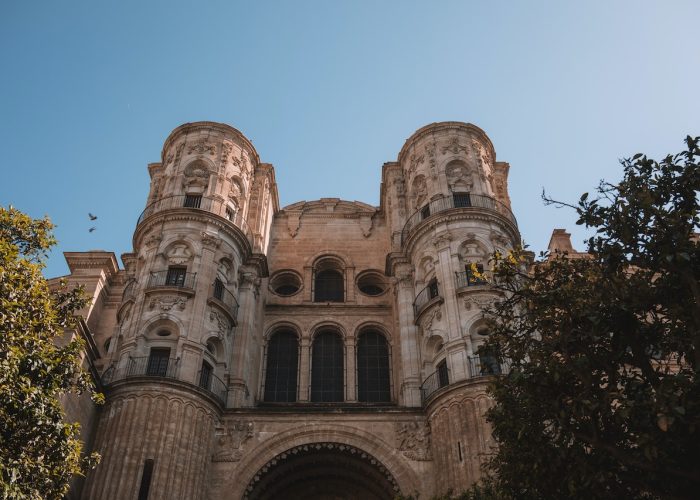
[1,0,697,278]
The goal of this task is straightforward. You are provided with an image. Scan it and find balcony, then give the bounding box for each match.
[420,355,511,404]
[136,194,253,245]
[209,279,239,324]
[147,270,196,291]
[454,270,491,289]
[413,280,442,318]
[101,356,228,405]
[401,193,517,245]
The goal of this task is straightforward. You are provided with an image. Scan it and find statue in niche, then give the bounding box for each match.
[412,175,428,209]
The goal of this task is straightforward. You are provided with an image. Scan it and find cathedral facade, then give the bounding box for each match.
[59,121,521,499]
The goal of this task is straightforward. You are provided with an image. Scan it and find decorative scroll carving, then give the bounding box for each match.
[408,151,424,175]
[287,213,301,238]
[463,295,495,311]
[422,306,442,334]
[174,142,185,165]
[446,162,473,191]
[143,232,162,248]
[221,141,233,165]
[425,141,437,179]
[395,421,432,461]
[241,272,261,297]
[432,231,453,249]
[149,296,187,311]
[212,421,255,462]
[412,175,427,209]
[187,139,216,156]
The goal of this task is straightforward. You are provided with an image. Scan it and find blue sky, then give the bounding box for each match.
[1,1,697,278]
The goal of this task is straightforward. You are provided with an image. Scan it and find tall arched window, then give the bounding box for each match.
[311,331,344,402]
[357,331,391,402]
[264,330,299,402]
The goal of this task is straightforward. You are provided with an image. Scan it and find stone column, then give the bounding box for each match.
[394,265,422,406]
[346,336,357,401]
[298,338,311,402]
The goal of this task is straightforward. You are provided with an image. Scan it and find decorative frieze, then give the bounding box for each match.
[395,421,432,461]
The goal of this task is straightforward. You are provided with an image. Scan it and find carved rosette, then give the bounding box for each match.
[395,421,432,461]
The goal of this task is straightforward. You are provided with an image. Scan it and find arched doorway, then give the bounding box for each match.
[244,442,400,500]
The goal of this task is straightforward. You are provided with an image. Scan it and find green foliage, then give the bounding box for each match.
[482,137,700,499]
[0,207,98,499]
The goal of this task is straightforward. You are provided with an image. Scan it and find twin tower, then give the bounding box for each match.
[63,121,520,499]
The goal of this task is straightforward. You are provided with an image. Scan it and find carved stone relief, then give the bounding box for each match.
[201,232,222,248]
[359,215,373,238]
[166,243,192,264]
[432,231,453,250]
[463,295,495,311]
[221,141,233,165]
[287,213,301,238]
[395,421,432,461]
[187,139,216,156]
[212,421,255,462]
[446,162,474,192]
[209,309,231,338]
[425,141,437,179]
[149,296,187,311]
[440,136,468,155]
[411,175,428,209]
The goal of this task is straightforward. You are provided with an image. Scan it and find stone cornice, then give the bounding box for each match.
[64,251,120,275]
[161,121,261,166]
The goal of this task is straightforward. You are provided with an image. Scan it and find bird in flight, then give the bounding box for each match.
[89,227,97,233]
[89,213,98,220]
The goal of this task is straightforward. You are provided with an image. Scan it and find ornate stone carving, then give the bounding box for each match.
[149,296,187,311]
[441,136,468,155]
[463,295,495,311]
[432,231,453,249]
[212,421,255,462]
[187,139,216,156]
[425,141,437,179]
[412,175,427,209]
[395,421,432,461]
[422,306,442,334]
[359,215,373,238]
[209,310,231,338]
[201,232,222,248]
[393,177,406,197]
[241,272,261,297]
[408,151,424,175]
[166,243,192,264]
[221,141,233,165]
[395,267,414,287]
[446,162,473,191]
[287,213,301,238]
[143,232,162,248]
[174,142,185,165]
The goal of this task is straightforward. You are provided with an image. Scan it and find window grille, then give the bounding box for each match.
[357,331,391,402]
[428,279,439,300]
[199,361,213,390]
[147,348,170,377]
[264,331,299,402]
[165,266,187,287]
[311,331,344,402]
[420,204,431,220]
[183,194,202,208]
[314,269,344,302]
[213,278,225,301]
[453,192,472,208]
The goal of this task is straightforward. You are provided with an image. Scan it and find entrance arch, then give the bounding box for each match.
[244,442,399,499]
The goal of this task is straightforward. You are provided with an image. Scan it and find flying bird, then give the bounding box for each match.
[89,213,98,220]
[89,227,96,233]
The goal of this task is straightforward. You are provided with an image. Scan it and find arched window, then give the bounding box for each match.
[311,331,344,402]
[264,330,299,402]
[357,331,391,402]
[314,269,344,302]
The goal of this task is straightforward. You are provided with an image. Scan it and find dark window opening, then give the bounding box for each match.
[213,278,225,301]
[183,194,202,208]
[225,207,235,221]
[165,266,187,287]
[199,361,213,390]
[137,459,154,500]
[147,348,170,377]
[453,192,472,208]
[420,204,431,219]
[311,331,344,402]
[428,279,439,300]
[457,442,463,462]
[357,331,391,402]
[478,347,501,375]
[264,331,299,402]
[437,359,449,388]
[314,269,344,302]
[276,284,299,295]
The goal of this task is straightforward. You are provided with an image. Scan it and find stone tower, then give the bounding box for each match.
[67,121,519,499]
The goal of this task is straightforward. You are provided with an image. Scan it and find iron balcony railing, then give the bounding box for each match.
[413,280,441,317]
[136,194,253,245]
[211,280,239,322]
[197,369,228,405]
[420,366,450,402]
[401,193,517,244]
[101,357,228,405]
[420,355,511,404]
[454,270,493,288]
[147,270,197,290]
[102,356,179,385]
[467,355,511,378]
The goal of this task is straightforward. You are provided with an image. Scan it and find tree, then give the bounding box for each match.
[481,137,700,499]
[0,207,99,499]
